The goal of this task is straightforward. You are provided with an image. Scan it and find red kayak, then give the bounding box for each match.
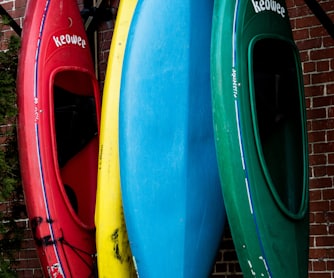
[17,0,100,276]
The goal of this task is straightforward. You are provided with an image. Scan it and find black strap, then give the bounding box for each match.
[0,5,21,36]
[304,0,334,40]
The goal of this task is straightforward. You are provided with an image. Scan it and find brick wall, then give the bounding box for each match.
[287,1,334,277]
[0,0,333,277]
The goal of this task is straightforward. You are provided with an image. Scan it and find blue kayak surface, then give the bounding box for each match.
[119,0,225,277]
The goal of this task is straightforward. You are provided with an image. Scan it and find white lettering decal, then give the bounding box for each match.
[251,0,286,18]
[34,97,39,122]
[71,35,78,44]
[232,68,238,99]
[52,34,87,49]
[65,34,71,44]
[277,3,281,14]
[281,6,285,17]
[53,36,62,47]
[265,0,270,10]
[252,0,261,13]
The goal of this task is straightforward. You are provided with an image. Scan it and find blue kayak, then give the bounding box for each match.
[119,1,225,277]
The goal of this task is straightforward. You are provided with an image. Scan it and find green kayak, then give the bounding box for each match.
[211,0,309,277]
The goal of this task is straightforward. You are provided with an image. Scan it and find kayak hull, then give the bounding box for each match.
[17,0,100,276]
[211,1,309,277]
[95,0,137,277]
[119,1,225,277]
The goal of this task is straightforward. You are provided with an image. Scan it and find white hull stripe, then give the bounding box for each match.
[33,0,65,275]
[232,0,271,276]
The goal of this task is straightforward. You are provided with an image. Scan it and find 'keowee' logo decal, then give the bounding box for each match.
[52,33,87,49]
[251,0,286,18]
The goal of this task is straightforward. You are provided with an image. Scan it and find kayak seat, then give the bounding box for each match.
[64,184,78,214]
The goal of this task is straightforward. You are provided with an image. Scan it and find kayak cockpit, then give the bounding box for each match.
[52,69,99,228]
[249,37,308,219]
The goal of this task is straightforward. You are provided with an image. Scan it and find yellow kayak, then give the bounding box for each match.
[95,0,138,277]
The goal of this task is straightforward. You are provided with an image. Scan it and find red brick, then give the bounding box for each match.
[309,26,331,39]
[292,27,310,41]
[312,211,334,224]
[315,236,334,247]
[308,272,331,278]
[15,0,28,9]
[308,260,314,271]
[303,74,311,86]
[10,8,25,20]
[328,153,334,164]
[13,258,41,269]
[310,119,334,132]
[289,5,312,18]
[323,37,334,48]
[312,96,334,108]
[317,60,330,72]
[309,154,327,165]
[311,260,327,271]
[16,268,44,278]
[306,98,311,110]
[214,262,228,274]
[18,248,39,260]
[312,72,334,85]
[293,0,307,7]
[321,1,334,11]
[295,15,321,29]
[15,269,34,278]
[307,108,327,121]
[0,1,14,12]
[298,49,310,62]
[328,107,334,118]
[327,130,334,141]
[309,247,334,260]
[326,260,334,272]
[21,238,36,249]
[313,165,334,177]
[304,85,325,97]
[322,188,334,200]
[313,141,334,154]
[313,166,327,177]
[309,190,322,202]
[290,18,297,30]
[297,38,323,51]
[303,61,316,73]
[325,211,334,223]
[328,84,334,95]
[326,165,334,176]
[308,130,326,143]
[310,48,334,61]
[310,200,330,212]
[310,177,332,189]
